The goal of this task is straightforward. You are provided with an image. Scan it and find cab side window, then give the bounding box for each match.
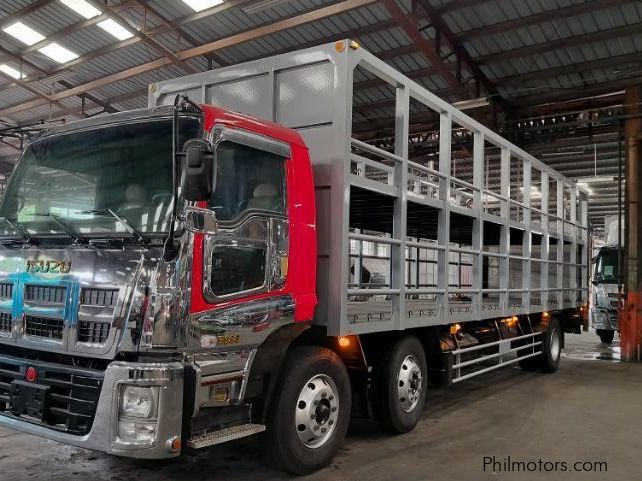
[208,141,285,223]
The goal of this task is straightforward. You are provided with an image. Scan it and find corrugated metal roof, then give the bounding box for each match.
[0,0,638,223]
[0,0,637,122]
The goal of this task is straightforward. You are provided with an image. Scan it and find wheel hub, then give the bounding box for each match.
[397,355,423,413]
[315,399,331,424]
[295,374,339,448]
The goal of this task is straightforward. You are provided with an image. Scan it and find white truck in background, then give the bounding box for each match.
[591,216,623,343]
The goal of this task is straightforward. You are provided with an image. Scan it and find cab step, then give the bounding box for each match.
[186,423,266,449]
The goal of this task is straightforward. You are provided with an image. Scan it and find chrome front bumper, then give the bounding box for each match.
[0,361,184,459]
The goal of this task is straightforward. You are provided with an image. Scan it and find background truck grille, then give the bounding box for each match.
[0,312,11,332]
[607,293,620,309]
[0,354,103,436]
[25,285,66,304]
[81,288,118,308]
[25,316,64,339]
[77,321,110,344]
[0,283,12,299]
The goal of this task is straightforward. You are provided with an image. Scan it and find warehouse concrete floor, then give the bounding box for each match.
[0,330,636,481]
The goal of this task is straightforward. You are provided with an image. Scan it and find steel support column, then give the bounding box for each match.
[620,85,642,361]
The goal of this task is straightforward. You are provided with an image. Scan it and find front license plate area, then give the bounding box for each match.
[10,380,50,420]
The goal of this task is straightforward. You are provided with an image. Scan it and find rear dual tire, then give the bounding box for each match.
[371,336,428,433]
[519,317,562,373]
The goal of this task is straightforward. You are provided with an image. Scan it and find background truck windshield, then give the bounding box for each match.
[0,117,200,239]
[594,248,619,283]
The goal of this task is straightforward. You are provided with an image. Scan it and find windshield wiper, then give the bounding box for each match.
[32,213,86,244]
[78,209,145,243]
[0,216,34,244]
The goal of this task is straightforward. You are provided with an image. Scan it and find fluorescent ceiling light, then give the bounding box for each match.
[180,0,224,12]
[98,18,134,40]
[59,0,101,19]
[0,64,26,80]
[2,21,45,46]
[576,183,593,195]
[574,175,616,183]
[38,42,79,63]
[520,186,542,199]
[242,0,292,14]
[541,151,584,157]
[453,97,489,110]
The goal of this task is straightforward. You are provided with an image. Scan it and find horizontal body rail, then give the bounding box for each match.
[452,351,542,384]
[452,331,542,355]
[347,288,400,296]
[452,341,543,369]
[407,159,446,180]
[348,233,401,245]
[351,138,403,164]
[451,330,544,384]
[350,153,394,173]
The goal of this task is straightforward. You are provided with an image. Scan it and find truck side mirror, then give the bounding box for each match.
[180,139,216,201]
[185,206,218,234]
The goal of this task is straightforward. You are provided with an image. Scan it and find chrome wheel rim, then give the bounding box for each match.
[550,327,561,362]
[397,355,423,413]
[295,374,339,448]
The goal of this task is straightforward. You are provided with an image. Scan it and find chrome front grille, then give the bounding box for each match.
[77,321,110,344]
[25,285,66,304]
[76,288,119,345]
[607,292,620,309]
[81,288,118,308]
[0,352,104,435]
[0,281,121,350]
[0,283,12,299]
[0,312,10,332]
[25,315,64,339]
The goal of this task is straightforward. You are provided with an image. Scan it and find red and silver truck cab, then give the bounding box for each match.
[189,104,317,323]
[0,102,320,460]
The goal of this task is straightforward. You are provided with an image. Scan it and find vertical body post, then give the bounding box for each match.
[438,112,452,321]
[327,46,353,335]
[557,180,564,309]
[541,172,549,310]
[499,148,510,317]
[522,159,532,311]
[355,161,366,290]
[570,186,578,310]
[580,194,589,308]
[392,86,409,329]
[472,131,484,320]
[621,85,642,361]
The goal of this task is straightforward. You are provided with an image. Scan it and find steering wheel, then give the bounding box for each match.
[152,193,173,205]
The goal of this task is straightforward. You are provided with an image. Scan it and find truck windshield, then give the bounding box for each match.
[594,249,619,283]
[0,117,200,240]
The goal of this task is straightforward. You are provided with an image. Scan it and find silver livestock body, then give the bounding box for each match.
[149,40,589,337]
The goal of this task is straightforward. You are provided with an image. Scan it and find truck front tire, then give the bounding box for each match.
[597,329,615,344]
[371,335,428,434]
[264,345,351,475]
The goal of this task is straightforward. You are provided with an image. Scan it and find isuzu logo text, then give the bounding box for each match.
[26,259,71,274]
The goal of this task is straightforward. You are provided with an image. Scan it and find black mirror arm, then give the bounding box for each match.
[164,94,185,261]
